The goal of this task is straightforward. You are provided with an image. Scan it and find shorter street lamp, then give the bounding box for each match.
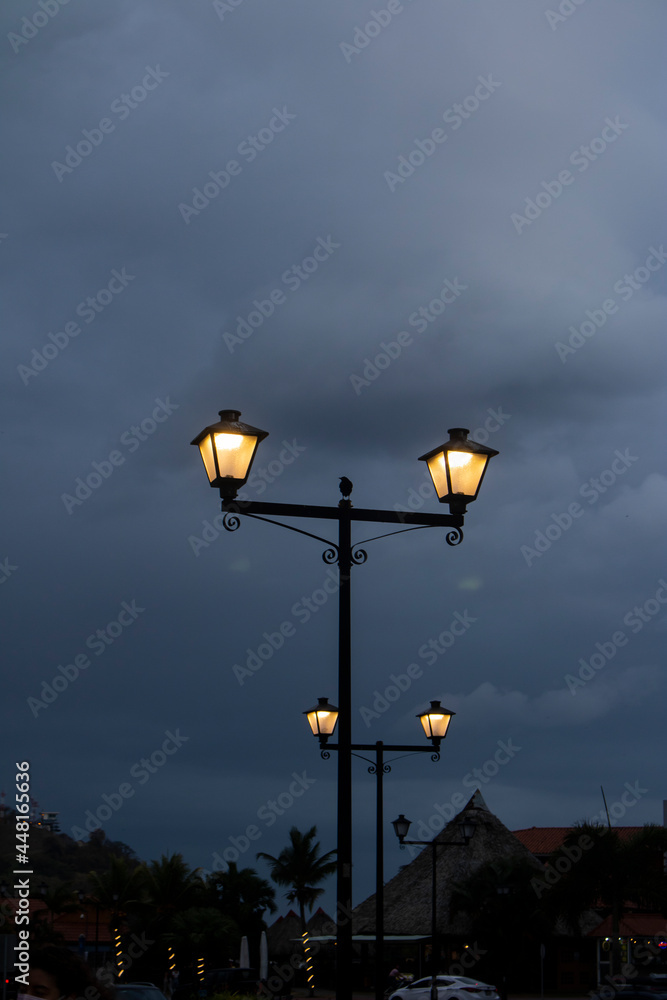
[304,699,456,1000]
[392,814,476,1000]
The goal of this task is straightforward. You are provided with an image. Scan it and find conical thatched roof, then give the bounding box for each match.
[353,789,542,936]
[306,906,335,936]
[266,909,304,957]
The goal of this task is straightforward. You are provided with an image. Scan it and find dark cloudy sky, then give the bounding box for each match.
[2,0,666,923]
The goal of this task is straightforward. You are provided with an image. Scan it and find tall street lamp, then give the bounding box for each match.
[192,409,497,1000]
[304,699,454,1000]
[392,814,476,1000]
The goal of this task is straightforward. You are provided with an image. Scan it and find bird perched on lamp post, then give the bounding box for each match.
[339,476,353,499]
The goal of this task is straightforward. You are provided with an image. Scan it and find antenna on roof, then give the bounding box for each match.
[601,785,612,831]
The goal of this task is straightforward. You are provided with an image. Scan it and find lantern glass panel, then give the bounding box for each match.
[213,432,258,480]
[420,707,453,740]
[448,451,488,497]
[392,814,411,840]
[306,706,337,737]
[198,434,218,484]
[426,454,450,499]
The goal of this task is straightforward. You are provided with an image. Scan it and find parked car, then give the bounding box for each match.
[613,991,667,1000]
[613,992,667,1000]
[113,984,169,1000]
[172,968,260,1000]
[388,975,499,1000]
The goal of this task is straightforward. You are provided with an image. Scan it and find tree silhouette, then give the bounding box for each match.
[257,826,336,931]
[209,862,275,940]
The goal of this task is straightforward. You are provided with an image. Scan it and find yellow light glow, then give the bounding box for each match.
[448,451,472,468]
[214,433,243,450]
[205,432,258,481]
[427,449,488,499]
[419,704,453,740]
[307,707,336,736]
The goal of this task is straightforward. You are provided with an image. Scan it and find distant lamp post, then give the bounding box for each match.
[419,428,498,514]
[393,814,476,1000]
[191,409,268,499]
[495,885,512,1000]
[391,814,411,842]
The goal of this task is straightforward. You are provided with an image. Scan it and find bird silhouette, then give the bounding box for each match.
[339,476,353,498]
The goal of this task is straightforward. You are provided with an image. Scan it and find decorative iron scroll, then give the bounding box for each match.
[445,527,463,547]
[368,763,392,776]
[351,547,368,565]
[222,512,241,532]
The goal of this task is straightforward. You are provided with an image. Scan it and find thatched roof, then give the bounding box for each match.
[353,789,542,936]
[306,907,335,936]
[266,909,303,957]
[266,906,336,956]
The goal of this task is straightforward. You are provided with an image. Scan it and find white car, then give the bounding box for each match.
[388,975,499,1000]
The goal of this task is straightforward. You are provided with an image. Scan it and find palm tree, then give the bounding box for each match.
[257,825,336,932]
[143,853,204,918]
[89,855,145,913]
[89,856,146,976]
[166,907,238,969]
[210,862,276,939]
[141,853,206,979]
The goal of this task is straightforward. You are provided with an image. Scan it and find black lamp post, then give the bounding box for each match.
[392,815,476,1000]
[304,699,455,1000]
[192,410,497,1000]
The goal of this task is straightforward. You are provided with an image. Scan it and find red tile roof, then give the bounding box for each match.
[2,899,113,942]
[513,826,644,854]
[587,913,667,937]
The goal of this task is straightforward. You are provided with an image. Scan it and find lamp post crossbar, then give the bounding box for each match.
[220,498,465,528]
